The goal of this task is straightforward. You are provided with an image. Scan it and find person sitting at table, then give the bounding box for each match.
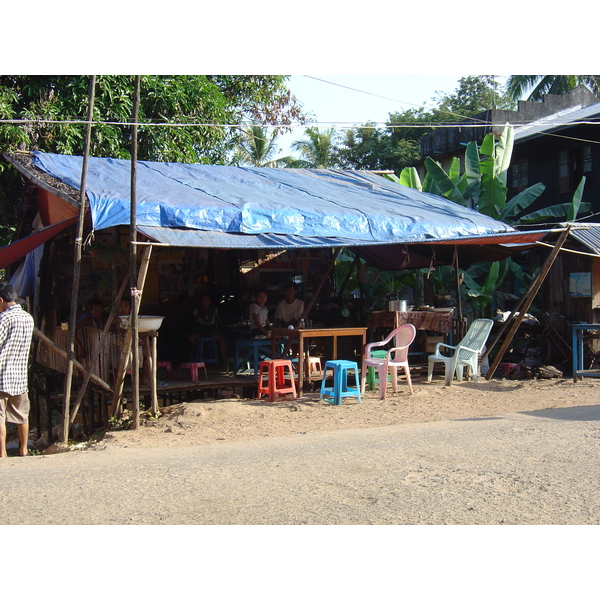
[249,289,271,338]
[274,282,305,328]
[188,293,227,366]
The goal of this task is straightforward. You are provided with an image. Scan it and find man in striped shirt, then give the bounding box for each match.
[0,283,34,458]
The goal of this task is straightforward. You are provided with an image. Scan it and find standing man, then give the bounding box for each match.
[0,283,34,458]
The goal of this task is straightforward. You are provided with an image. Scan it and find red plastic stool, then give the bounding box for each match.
[498,362,520,378]
[258,359,297,402]
[180,361,207,382]
[156,361,172,379]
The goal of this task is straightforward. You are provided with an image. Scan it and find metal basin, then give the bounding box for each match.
[119,315,165,332]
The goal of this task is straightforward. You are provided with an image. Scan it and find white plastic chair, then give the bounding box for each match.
[427,318,494,386]
[361,324,416,399]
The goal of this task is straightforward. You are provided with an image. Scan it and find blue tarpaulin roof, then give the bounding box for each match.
[30,152,521,248]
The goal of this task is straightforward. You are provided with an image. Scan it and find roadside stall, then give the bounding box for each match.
[2,150,549,439]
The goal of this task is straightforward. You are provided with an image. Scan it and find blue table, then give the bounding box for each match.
[572,323,600,382]
[235,338,281,376]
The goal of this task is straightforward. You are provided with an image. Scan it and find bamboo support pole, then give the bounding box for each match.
[34,329,112,392]
[61,75,96,443]
[111,244,152,417]
[130,75,141,428]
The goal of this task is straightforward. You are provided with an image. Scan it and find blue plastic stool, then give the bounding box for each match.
[320,360,361,405]
[194,337,219,365]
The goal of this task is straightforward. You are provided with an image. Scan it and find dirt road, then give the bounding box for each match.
[1,393,598,525]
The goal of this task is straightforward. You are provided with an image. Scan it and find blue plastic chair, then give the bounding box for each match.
[194,337,219,365]
[320,360,361,405]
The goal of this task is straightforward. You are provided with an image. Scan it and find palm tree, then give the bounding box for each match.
[506,75,600,101]
[234,125,284,167]
[288,127,338,168]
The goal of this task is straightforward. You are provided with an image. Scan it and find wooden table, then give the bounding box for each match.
[270,327,368,395]
[367,310,454,334]
[235,338,283,376]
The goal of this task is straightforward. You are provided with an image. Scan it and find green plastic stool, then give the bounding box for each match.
[366,349,389,391]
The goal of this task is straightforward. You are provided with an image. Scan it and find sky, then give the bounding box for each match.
[276,74,476,156]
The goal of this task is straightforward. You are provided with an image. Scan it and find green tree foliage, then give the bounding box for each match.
[505,75,600,101]
[434,75,514,116]
[0,75,304,230]
[233,125,287,167]
[334,76,514,173]
[333,123,394,170]
[287,127,339,168]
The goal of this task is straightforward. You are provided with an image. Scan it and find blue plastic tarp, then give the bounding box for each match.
[31,151,517,246]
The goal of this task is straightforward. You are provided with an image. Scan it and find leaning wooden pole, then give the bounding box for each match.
[452,246,465,339]
[485,227,571,380]
[35,329,112,391]
[111,245,152,417]
[130,75,141,429]
[301,247,341,320]
[60,75,96,443]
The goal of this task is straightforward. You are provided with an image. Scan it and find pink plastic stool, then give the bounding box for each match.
[180,361,207,381]
[156,361,172,379]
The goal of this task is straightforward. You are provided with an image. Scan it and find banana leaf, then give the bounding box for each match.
[424,157,468,206]
[478,173,507,220]
[382,172,401,184]
[464,141,481,199]
[566,176,586,221]
[494,125,514,186]
[448,156,461,184]
[500,182,546,222]
[398,167,422,191]
[517,202,591,225]
[422,171,441,195]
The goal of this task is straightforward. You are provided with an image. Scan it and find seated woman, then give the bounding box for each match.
[249,289,271,338]
[188,294,227,367]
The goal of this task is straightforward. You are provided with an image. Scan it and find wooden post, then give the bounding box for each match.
[149,332,158,415]
[130,75,141,429]
[485,227,571,379]
[60,75,96,443]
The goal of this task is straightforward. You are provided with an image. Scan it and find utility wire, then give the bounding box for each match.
[302,75,492,125]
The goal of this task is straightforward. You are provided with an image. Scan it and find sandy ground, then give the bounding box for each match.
[1,372,599,530]
[82,374,600,451]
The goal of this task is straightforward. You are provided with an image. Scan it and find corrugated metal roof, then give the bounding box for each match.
[566,223,600,255]
[514,102,600,142]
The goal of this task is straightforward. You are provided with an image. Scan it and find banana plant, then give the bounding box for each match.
[462,260,503,317]
[395,126,590,225]
[387,125,591,317]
